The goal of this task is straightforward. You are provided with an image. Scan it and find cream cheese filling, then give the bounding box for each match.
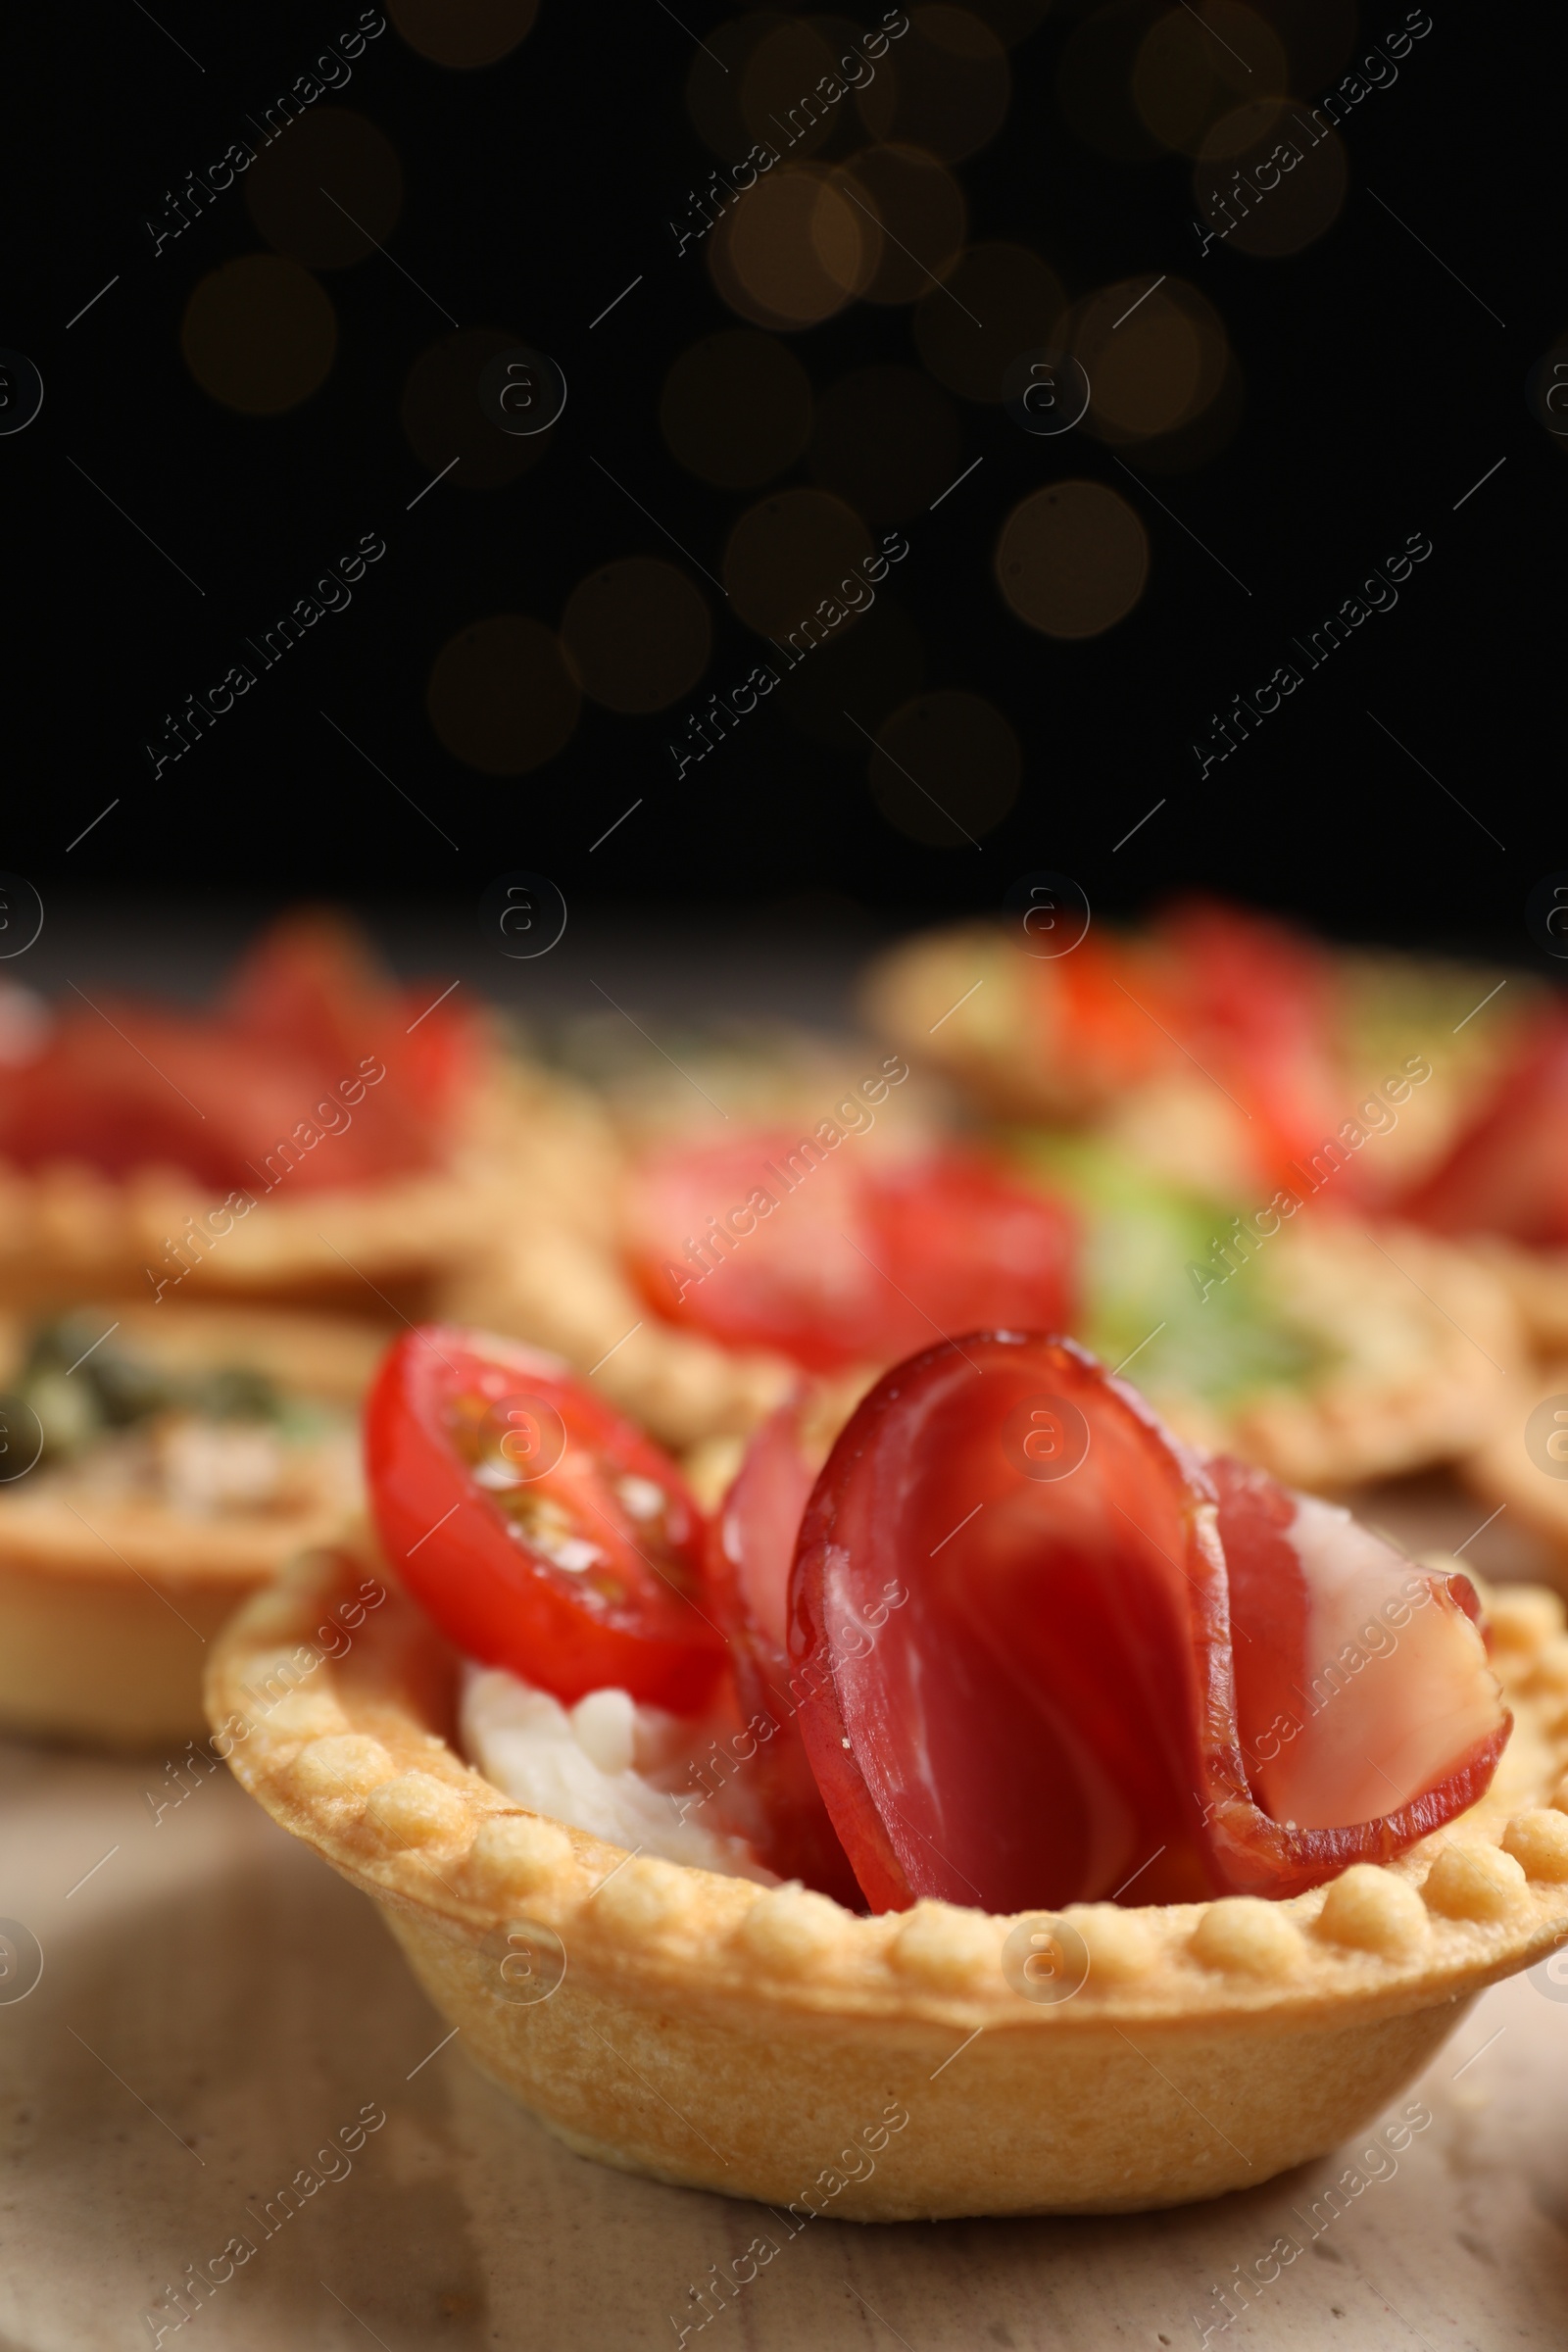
[460,1663,778,1882]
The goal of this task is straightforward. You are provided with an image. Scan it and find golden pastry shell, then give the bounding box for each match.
[0,1064,578,1309]
[0,1301,378,1746]
[207,1543,1568,2220]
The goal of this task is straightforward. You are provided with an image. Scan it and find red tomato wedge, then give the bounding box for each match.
[1399,1007,1568,1245]
[1021,898,1345,1188]
[367,1326,728,1711]
[789,1333,1507,1913]
[1154,898,1345,1184]
[627,1139,1078,1374]
[0,912,476,1193]
[1030,932,1172,1101]
[708,1397,862,1902]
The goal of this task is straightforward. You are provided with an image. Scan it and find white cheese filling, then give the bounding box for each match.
[460,1663,778,1883]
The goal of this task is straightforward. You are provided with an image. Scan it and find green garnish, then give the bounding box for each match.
[13,1313,284,1465]
[1004,1130,1338,1407]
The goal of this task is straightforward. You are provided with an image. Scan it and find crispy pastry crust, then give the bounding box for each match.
[0,1303,380,1747]
[1464,1356,1568,1572]
[1154,1218,1527,1490]
[445,1114,1528,1488]
[207,1544,1568,2219]
[0,1066,574,1311]
[1472,1240,1568,1355]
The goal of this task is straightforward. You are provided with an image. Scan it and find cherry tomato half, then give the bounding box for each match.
[367,1325,728,1711]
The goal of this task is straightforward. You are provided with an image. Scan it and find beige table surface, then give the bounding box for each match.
[3,1485,1566,2352]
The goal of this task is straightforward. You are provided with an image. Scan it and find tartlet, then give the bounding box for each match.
[0,1302,381,1747]
[0,913,591,1319]
[0,1062,567,1319]
[1464,1357,1568,1576]
[1474,1239,1568,1355]
[207,1542,1568,2220]
[860,916,1530,1205]
[438,1047,893,1449]
[444,1098,1527,1490]
[1139,1215,1526,1490]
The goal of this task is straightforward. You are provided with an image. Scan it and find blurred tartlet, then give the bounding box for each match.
[860,902,1532,1206]
[0,912,572,1315]
[1463,1357,1568,1582]
[0,1300,379,1745]
[445,1015,1529,1492]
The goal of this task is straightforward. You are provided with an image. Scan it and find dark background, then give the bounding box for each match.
[8,0,1565,971]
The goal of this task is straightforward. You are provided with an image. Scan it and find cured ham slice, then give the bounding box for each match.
[1401,1008,1568,1245]
[710,1396,862,1904]
[0,914,475,1192]
[788,1333,1507,1913]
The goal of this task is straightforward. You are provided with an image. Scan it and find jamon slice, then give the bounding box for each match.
[1210,1456,1504,1875]
[1400,1008,1568,1245]
[789,1333,1507,1913]
[0,915,476,1192]
[223,911,479,1134]
[709,1396,862,1903]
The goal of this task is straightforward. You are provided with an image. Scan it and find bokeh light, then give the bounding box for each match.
[244,110,403,269]
[388,0,539,70]
[739,17,848,160]
[1069,275,1229,442]
[723,488,874,640]
[1130,4,1288,158]
[402,328,551,486]
[808,364,962,523]
[709,165,880,328]
[180,256,336,415]
[845,143,966,304]
[561,561,712,714]
[660,331,813,488]
[426,615,579,773]
[773,598,926,746]
[1194,109,1348,258]
[914,243,1064,401]
[995,481,1150,638]
[867,691,1021,846]
[858,6,1011,162]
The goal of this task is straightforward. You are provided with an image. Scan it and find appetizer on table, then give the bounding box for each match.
[861,897,1531,1208]
[0,911,573,1314]
[451,1058,1525,1491]
[0,1301,381,1745]
[208,1324,1568,2219]
[1400,1000,1568,1351]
